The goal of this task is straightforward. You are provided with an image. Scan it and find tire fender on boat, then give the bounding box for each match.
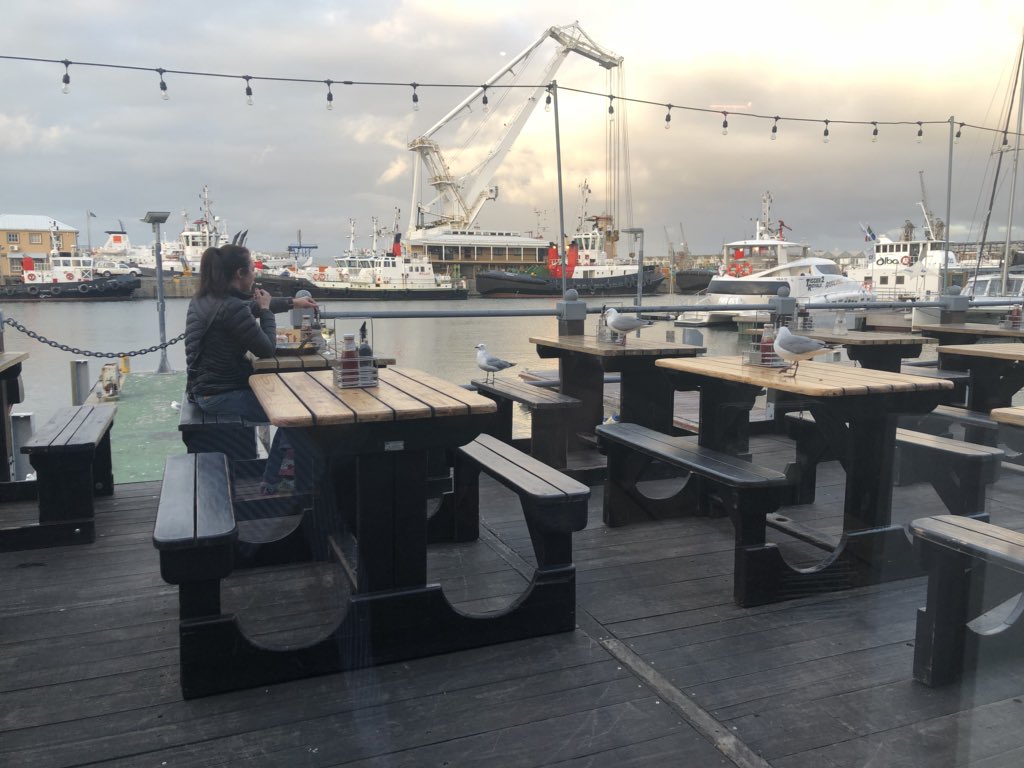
[78,283,90,294]
[26,285,38,295]
[50,285,61,296]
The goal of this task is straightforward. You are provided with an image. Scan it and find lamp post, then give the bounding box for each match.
[142,211,172,374]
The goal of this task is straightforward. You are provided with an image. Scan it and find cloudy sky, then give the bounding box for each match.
[2,1,1023,258]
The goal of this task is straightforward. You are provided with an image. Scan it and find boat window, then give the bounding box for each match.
[910,244,920,259]
[879,276,889,285]
[816,264,842,275]
[895,276,905,285]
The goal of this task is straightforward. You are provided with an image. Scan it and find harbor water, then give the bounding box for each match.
[0,296,770,482]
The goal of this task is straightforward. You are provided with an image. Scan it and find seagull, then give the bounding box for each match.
[170,400,181,411]
[773,325,839,376]
[604,307,652,343]
[475,343,515,384]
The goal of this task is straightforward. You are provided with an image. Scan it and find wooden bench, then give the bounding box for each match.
[431,432,589,554]
[178,394,266,460]
[784,411,1002,518]
[152,452,237,698]
[17,403,116,543]
[597,421,792,606]
[471,378,581,469]
[898,403,1001,447]
[910,515,1024,686]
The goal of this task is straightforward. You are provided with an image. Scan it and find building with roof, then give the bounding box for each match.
[0,215,79,282]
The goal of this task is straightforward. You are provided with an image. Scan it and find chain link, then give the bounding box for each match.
[2,316,185,359]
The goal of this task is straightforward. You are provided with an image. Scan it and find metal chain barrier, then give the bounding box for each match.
[2,316,185,359]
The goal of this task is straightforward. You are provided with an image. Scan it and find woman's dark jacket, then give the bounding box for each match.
[185,289,292,396]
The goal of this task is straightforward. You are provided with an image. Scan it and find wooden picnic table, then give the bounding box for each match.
[800,329,937,372]
[0,351,29,486]
[530,334,704,447]
[249,351,396,373]
[655,354,953,589]
[912,322,1024,346]
[937,342,1024,412]
[991,405,1024,427]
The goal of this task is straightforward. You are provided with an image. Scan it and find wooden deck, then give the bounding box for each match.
[3,434,1024,767]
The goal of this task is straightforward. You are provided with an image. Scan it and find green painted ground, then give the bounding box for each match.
[107,371,189,483]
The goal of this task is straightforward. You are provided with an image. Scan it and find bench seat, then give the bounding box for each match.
[178,394,266,460]
[910,515,1024,686]
[597,421,793,606]
[785,411,1002,517]
[18,403,116,540]
[471,378,581,469]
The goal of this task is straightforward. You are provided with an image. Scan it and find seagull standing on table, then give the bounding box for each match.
[773,325,839,376]
[475,343,516,384]
[603,307,652,342]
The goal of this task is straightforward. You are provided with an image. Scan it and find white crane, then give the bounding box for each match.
[406,23,623,238]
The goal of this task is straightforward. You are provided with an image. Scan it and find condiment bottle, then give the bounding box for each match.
[338,332,358,386]
[759,323,776,364]
[301,314,313,344]
[1012,304,1021,329]
[357,324,374,384]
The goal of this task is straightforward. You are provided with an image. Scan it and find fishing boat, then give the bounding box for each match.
[474,215,664,297]
[264,218,468,301]
[676,192,869,327]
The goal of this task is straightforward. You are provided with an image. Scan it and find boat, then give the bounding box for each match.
[674,266,716,294]
[273,218,468,301]
[676,192,870,327]
[0,221,141,302]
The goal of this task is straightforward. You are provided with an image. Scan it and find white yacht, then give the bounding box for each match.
[677,193,870,327]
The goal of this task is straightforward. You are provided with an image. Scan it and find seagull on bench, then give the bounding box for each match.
[475,343,516,384]
[773,325,840,376]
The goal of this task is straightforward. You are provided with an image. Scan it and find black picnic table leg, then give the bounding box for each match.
[619,364,675,432]
[696,380,761,457]
[558,352,605,449]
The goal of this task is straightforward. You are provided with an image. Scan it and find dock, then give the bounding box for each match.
[4,426,1024,766]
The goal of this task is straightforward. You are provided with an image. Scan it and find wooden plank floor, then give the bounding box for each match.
[3,435,1024,767]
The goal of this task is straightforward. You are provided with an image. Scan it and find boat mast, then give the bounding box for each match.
[1001,28,1024,292]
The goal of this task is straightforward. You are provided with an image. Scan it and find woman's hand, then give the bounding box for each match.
[294,296,318,310]
[253,288,272,311]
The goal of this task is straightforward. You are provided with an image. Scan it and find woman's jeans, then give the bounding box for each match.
[195,389,306,487]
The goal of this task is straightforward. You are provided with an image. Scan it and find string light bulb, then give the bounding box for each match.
[481,85,489,114]
[244,76,253,106]
[664,104,672,130]
[156,68,168,100]
[411,82,420,112]
[544,87,552,113]
[770,116,779,141]
[61,59,71,94]
[607,95,614,120]
[822,119,830,144]
[954,122,963,144]
[721,112,728,136]
[1003,131,1010,147]
[871,121,879,143]
[916,121,923,143]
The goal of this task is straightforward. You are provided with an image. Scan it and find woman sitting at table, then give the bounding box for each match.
[184,243,318,494]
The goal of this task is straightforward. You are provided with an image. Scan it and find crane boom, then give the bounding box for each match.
[406,23,622,237]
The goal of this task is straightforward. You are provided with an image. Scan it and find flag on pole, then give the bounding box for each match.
[859,222,876,242]
[87,211,97,218]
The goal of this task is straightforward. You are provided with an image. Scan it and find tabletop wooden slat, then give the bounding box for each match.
[990,406,1024,427]
[802,330,937,346]
[251,352,332,372]
[530,334,704,357]
[384,367,497,414]
[249,373,311,428]
[285,370,358,424]
[361,378,433,421]
[656,356,953,397]
[937,342,1024,360]
[307,370,396,422]
[914,322,1024,339]
[0,351,29,374]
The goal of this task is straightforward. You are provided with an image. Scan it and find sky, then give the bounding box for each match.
[2,1,1024,259]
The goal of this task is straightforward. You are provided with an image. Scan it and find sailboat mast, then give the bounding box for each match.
[1001,28,1024,292]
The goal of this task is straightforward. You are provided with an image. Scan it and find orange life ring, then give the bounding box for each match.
[313,272,325,281]
[741,263,753,276]
[728,261,752,277]
[900,255,912,266]
[66,272,74,281]
[26,272,36,281]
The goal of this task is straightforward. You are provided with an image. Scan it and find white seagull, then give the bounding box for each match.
[604,307,652,342]
[773,325,839,376]
[474,343,516,383]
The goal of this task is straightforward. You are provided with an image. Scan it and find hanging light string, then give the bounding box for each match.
[2,53,1022,142]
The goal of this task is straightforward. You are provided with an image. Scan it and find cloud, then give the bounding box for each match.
[0,113,68,151]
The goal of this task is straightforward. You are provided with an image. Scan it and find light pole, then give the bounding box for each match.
[142,211,172,374]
